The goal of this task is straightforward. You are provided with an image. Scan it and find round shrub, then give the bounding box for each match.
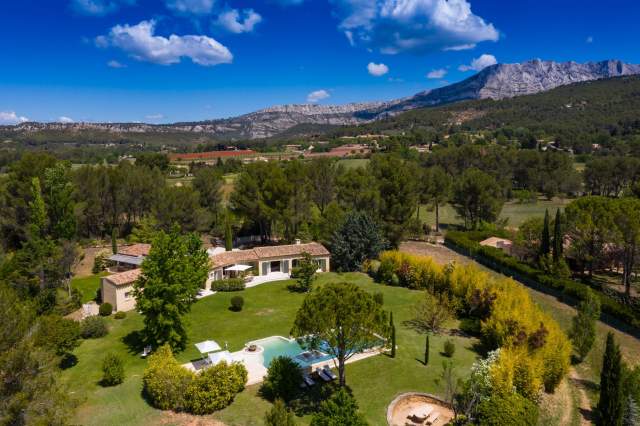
[477,393,539,426]
[80,316,108,339]
[185,361,248,414]
[443,340,456,358]
[114,311,126,320]
[260,356,303,403]
[99,303,113,316]
[101,352,125,386]
[230,296,244,312]
[143,344,194,411]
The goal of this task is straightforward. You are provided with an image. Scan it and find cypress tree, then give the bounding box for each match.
[424,334,430,365]
[390,312,396,358]
[540,209,551,257]
[225,219,233,252]
[111,228,118,254]
[553,208,563,262]
[597,332,624,426]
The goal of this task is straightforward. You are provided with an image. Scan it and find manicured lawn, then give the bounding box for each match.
[417,198,572,229]
[61,272,480,426]
[71,273,107,303]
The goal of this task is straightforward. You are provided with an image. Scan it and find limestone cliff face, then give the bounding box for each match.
[8,60,640,140]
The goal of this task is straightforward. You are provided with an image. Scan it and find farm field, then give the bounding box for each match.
[417,198,572,229]
[61,272,480,426]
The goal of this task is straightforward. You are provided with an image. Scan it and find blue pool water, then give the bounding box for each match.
[257,336,333,368]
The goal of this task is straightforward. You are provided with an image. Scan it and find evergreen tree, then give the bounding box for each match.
[390,312,396,358]
[425,334,430,365]
[310,388,368,426]
[111,228,118,255]
[597,333,624,426]
[264,399,296,426]
[570,288,601,361]
[330,211,389,272]
[553,208,563,262]
[225,218,233,252]
[540,209,551,257]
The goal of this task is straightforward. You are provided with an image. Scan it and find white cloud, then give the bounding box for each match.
[333,0,499,54]
[107,60,126,68]
[367,62,389,76]
[97,20,233,66]
[307,90,330,103]
[0,111,29,125]
[71,0,135,16]
[145,113,165,120]
[216,9,263,34]
[459,53,497,71]
[586,36,594,43]
[165,0,215,15]
[58,116,75,123]
[426,68,447,79]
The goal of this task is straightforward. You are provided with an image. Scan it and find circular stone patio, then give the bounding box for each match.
[387,393,454,426]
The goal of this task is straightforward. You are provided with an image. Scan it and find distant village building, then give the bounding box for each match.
[479,237,513,255]
[169,150,258,164]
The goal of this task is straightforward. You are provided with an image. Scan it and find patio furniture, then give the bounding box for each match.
[426,412,440,425]
[141,345,152,358]
[316,368,332,382]
[322,365,337,380]
[303,375,316,387]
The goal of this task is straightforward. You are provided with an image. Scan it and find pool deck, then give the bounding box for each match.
[182,341,385,385]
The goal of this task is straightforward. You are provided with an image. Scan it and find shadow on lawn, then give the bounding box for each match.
[122,330,146,356]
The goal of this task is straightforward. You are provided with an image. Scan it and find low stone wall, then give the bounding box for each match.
[386,392,453,426]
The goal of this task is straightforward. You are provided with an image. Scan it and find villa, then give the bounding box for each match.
[101,240,330,312]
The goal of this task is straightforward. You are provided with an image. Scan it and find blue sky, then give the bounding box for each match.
[1,0,639,124]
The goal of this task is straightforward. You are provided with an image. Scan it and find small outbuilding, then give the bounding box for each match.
[479,237,513,255]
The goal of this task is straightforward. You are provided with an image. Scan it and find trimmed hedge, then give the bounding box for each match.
[211,278,245,292]
[445,231,640,329]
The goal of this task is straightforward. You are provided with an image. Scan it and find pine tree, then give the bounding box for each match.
[424,334,430,365]
[390,312,396,358]
[597,333,624,426]
[225,212,233,252]
[540,209,551,257]
[553,208,563,262]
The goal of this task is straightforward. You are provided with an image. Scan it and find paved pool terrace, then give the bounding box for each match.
[183,335,384,385]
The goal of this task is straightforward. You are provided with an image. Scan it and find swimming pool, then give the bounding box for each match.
[250,336,334,368]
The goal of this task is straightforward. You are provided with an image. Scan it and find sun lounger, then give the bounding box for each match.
[427,412,440,425]
[316,368,332,382]
[322,365,337,380]
[303,375,316,386]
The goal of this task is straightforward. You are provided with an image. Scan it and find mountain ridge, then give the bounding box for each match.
[6,59,640,140]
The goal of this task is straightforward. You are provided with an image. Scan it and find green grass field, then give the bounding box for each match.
[61,272,480,426]
[71,273,107,303]
[336,158,370,170]
[417,198,572,229]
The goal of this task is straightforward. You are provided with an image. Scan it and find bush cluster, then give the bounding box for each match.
[114,311,126,320]
[99,303,113,316]
[443,340,456,358]
[101,353,125,386]
[80,316,108,339]
[375,251,571,402]
[211,278,246,292]
[374,251,445,291]
[477,392,539,426]
[230,296,244,312]
[260,356,303,403]
[445,231,640,328]
[143,344,247,414]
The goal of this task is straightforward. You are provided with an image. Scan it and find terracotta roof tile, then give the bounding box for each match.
[105,268,142,286]
[210,250,260,268]
[253,242,330,258]
[118,244,151,257]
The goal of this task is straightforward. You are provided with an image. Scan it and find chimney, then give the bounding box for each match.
[295,238,301,245]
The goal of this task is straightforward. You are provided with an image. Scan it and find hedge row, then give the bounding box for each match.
[445,231,640,329]
[211,278,246,292]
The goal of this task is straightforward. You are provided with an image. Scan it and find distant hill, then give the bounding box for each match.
[3,59,639,142]
[352,74,640,138]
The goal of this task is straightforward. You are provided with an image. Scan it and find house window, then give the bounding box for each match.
[270,260,281,273]
[124,291,132,299]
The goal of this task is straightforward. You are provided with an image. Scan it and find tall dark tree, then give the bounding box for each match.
[307,158,336,217]
[390,312,396,358]
[569,288,601,361]
[134,228,209,350]
[310,388,368,426]
[451,168,504,230]
[553,208,563,262]
[423,166,452,233]
[192,167,223,226]
[330,211,389,272]
[597,333,624,426]
[540,209,551,257]
[613,198,640,296]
